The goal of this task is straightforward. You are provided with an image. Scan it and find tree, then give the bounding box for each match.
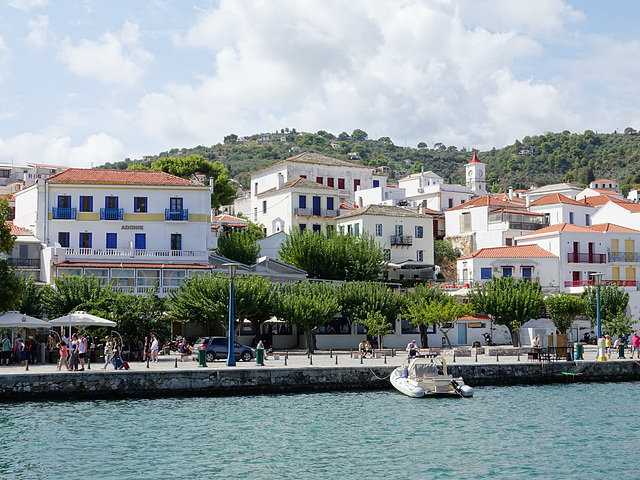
[0,197,15,255]
[545,294,584,334]
[217,230,261,265]
[126,163,150,171]
[278,229,385,281]
[42,275,113,319]
[405,284,472,348]
[468,276,544,346]
[351,129,368,141]
[581,284,633,336]
[403,284,447,348]
[359,311,395,350]
[417,142,428,149]
[434,239,460,264]
[16,276,44,318]
[0,261,23,313]
[108,289,169,344]
[151,154,236,210]
[273,282,340,353]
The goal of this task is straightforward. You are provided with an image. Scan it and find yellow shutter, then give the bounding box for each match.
[625,239,634,253]
[626,267,636,282]
[611,239,619,254]
[612,267,620,280]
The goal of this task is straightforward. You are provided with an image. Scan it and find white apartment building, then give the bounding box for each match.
[525,183,584,202]
[529,193,595,227]
[254,176,341,236]
[592,201,640,228]
[0,162,68,195]
[576,187,624,202]
[13,169,213,292]
[335,204,435,280]
[589,178,619,193]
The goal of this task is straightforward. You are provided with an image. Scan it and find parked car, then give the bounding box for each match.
[192,337,255,362]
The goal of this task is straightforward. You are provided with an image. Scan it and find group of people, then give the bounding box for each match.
[140,333,160,363]
[56,332,89,371]
[0,334,41,366]
[358,340,373,358]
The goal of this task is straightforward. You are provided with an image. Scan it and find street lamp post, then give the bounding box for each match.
[590,272,606,361]
[223,263,242,367]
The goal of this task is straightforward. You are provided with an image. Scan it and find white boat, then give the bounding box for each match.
[390,354,474,398]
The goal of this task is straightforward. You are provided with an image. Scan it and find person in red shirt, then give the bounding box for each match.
[631,332,640,359]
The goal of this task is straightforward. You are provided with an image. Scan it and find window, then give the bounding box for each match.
[106,233,117,249]
[569,212,574,224]
[84,268,109,285]
[136,269,160,287]
[171,233,182,250]
[354,179,361,190]
[299,195,307,209]
[0,170,9,178]
[105,196,118,209]
[170,197,183,211]
[327,178,334,188]
[254,182,258,195]
[505,238,513,246]
[262,200,267,214]
[326,225,335,235]
[327,197,334,211]
[460,212,471,233]
[354,224,360,237]
[58,232,70,248]
[415,226,424,238]
[299,175,307,179]
[316,317,351,335]
[480,267,492,279]
[58,195,71,208]
[375,224,382,236]
[135,233,146,250]
[299,224,306,232]
[585,214,590,226]
[373,180,380,188]
[502,267,513,277]
[111,269,135,288]
[253,207,258,222]
[79,196,93,212]
[79,232,92,248]
[383,249,391,261]
[163,269,186,287]
[395,225,403,236]
[312,224,321,232]
[522,266,533,279]
[416,250,424,262]
[401,317,422,334]
[338,178,345,189]
[134,197,147,213]
[448,198,453,209]
[316,177,323,184]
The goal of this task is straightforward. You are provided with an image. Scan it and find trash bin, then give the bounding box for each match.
[618,344,625,359]
[256,348,264,366]
[163,346,170,356]
[575,343,584,360]
[198,349,207,367]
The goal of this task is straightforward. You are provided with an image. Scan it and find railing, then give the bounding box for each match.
[608,252,640,262]
[564,280,637,288]
[508,221,546,231]
[108,285,180,296]
[294,207,340,217]
[61,247,208,260]
[390,235,413,246]
[165,208,189,221]
[100,207,124,220]
[567,252,607,263]
[7,258,39,268]
[52,207,77,220]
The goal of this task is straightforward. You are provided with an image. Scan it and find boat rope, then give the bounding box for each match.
[368,368,392,380]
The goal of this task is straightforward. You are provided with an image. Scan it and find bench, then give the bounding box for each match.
[270,351,287,360]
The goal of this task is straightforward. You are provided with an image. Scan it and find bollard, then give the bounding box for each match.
[175,358,178,368]
[87,358,90,370]
[285,350,289,359]
[360,355,363,364]
[517,351,520,362]
[25,360,29,371]
[496,354,499,362]
[146,358,150,368]
[384,354,387,364]
[335,355,338,365]
[453,351,456,363]
[350,351,353,358]
[475,351,478,362]
[284,356,288,366]
[330,349,333,358]
[309,355,313,365]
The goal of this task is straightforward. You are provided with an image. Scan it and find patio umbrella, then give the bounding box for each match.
[0,311,51,329]
[49,311,116,329]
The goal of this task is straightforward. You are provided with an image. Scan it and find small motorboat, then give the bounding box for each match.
[390,354,473,398]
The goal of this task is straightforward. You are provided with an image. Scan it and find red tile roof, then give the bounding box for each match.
[589,223,640,233]
[590,188,621,195]
[467,152,482,164]
[458,245,557,260]
[9,223,33,235]
[492,193,526,204]
[448,195,523,211]
[593,179,615,183]
[581,195,627,207]
[611,203,640,213]
[519,223,593,236]
[459,314,492,321]
[530,193,584,206]
[46,168,203,186]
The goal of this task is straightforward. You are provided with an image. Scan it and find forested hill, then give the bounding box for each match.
[100,128,640,194]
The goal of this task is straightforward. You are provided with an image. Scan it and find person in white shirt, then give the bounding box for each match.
[77,333,88,371]
[150,334,159,362]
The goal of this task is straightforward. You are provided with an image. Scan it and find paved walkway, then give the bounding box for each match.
[1,345,637,375]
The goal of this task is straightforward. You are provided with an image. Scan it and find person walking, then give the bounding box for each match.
[150,334,159,363]
[69,334,79,371]
[102,337,114,369]
[77,333,88,371]
[142,336,149,363]
[58,341,69,371]
[2,334,11,365]
[17,338,27,366]
[631,332,640,359]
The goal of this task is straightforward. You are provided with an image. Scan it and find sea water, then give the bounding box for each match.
[1,382,638,480]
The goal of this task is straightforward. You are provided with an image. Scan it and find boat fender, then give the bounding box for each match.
[404,366,409,377]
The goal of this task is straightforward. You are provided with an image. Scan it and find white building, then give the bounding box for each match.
[336,204,435,280]
[0,162,68,195]
[591,201,640,229]
[13,168,213,291]
[526,183,584,202]
[589,178,619,193]
[529,193,595,227]
[576,187,624,202]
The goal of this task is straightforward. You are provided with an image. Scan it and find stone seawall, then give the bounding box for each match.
[1,361,639,402]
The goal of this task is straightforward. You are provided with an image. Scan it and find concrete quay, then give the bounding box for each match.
[1,346,639,401]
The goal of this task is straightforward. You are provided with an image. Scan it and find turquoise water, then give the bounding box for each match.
[1,383,638,479]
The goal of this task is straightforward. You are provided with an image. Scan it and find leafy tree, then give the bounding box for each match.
[16,276,45,317]
[434,239,460,264]
[247,221,266,241]
[0,261,23,313]
[403,284,447,348]
[359,311,395,350]
[273,282,340,353]
[224,133,239,144]
[545,294,584,334]
[0,197,16,255]
[468,276,544,346]
[405,284,472,348]
[126,163,150,170]
[417,142,428,149]
[217,230,261,265]
[278,229,385,281]
[42,275,113,319]
[351,129,368,141]
[581,284,632,336]
[108,289,169,344]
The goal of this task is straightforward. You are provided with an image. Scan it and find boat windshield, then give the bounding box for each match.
[408,362,440,377]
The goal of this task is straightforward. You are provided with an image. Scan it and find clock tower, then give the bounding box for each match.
[465,152,486,196]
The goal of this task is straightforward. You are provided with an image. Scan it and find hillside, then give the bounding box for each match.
[100,128,640,194]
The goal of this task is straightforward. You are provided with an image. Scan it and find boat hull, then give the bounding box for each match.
[390,365,474,398]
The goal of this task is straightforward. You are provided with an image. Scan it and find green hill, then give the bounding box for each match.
[100,128,640,195]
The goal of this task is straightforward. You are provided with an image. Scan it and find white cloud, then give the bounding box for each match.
[57,21,153,86]
[0,37,12,84]
[8,0,48,13]
[0,132,124,168]
[25,15,51,49]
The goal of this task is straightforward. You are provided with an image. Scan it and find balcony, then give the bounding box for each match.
[507,221,546,231]
[165,209,189,221]
[59,247,208,263]
[7,258,39,268]
[567,252,606,264]
[608,251,640,263]
[390,235,412,246]
[294,208,340,217]
[564,279,637,288]
[100,207,124,221]
[52,207,77,220]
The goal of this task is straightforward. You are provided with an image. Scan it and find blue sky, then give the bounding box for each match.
[1,0,640,168]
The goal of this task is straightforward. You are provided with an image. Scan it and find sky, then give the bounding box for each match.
[1,0,640,168]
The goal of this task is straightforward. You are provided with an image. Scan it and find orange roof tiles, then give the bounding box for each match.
[492,193,526,203]
[467,152,483,164]
[611,203,640,213]
[530,193,584,206]
[593,179,615,183]
[590,188,621,195]
[519,223,593,236]
[9,224,33,235]
[589,223,640,233]
[448,195,523,211]
[46,168,202,186]
[458,245,557,260]
[581,195,627,207]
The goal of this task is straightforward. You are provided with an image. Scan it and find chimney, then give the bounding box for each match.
[276,173,284,190]
[358,196,363,208]
[509,187,513,201]
[525,195,530,208]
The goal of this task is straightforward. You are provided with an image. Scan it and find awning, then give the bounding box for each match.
[0,311,51,329]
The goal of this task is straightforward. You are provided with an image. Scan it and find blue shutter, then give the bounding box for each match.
[106,233,117,249]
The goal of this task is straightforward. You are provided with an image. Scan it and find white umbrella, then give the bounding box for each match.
[49,311,116,328]
[0,311,51,329]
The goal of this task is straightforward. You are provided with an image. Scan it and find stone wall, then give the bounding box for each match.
[1,362,639,401]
